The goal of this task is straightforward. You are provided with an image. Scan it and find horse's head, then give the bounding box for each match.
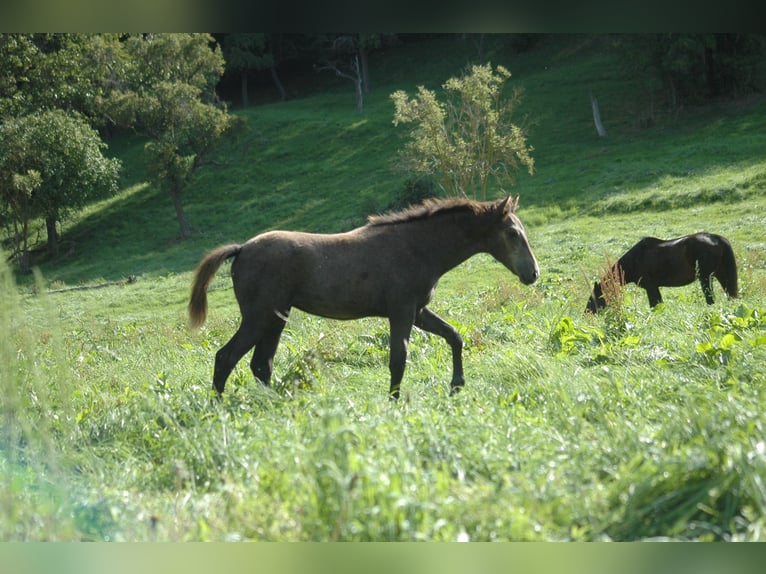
[585,281,606,314]
[487,195,539,285]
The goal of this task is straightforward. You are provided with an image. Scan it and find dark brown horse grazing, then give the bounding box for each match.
[189,195,539,399]
[585,232,738,313]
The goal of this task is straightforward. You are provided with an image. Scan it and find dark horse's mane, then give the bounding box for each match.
[367,197,486,226]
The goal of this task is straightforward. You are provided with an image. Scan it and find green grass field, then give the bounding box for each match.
[3,35,766,541]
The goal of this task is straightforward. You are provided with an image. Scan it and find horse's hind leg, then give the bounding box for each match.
[699,272,715,304]
[249,312,288,385]
[645,285,663,308]
[697,261,716,304]
[713,269,736,299]
[213,318,263,397]
[696,253,720,304]
[415,307,464,395]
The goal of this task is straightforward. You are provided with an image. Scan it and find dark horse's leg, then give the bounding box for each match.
[213,319,261,397]
[698,272,715,304]
[213,310,283,397]
[250,312,288,385]
[387,311,415,400]
[644,284,663,308]
[697,256,718,305]
[415,307,465,395]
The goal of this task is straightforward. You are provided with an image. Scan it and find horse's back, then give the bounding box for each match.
[629,236,665,252]
[683,232,732,260]
[620,236,664,263]
[622,235,694,286]
[231,227,407,320]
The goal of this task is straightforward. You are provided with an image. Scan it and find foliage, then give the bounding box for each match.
[0,33,127,126]
[106,34,232,238]
[0,34,39,119]
[614,34,766,110]
[0,110,121,269]
[391,63,534,200]
[221,34,273,107]
[0,170,41,271]
[223,33,272,75]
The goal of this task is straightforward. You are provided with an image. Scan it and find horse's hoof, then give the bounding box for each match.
[449,383,464,396]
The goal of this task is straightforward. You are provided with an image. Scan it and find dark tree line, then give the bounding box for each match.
[215,33,399,110]
[213,33,766,111]
[613,34,766,109]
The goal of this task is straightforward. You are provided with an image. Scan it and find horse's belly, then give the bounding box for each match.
[291,281,387,320]
[293,298,385,321]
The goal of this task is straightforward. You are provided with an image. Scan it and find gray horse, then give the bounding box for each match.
[189,195,539,399]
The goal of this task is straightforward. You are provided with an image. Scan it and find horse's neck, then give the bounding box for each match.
[422,213,491,269]
[616,256,635,284]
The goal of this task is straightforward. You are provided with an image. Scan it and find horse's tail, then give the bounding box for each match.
[188,244,242,329]
[719,237,739,298]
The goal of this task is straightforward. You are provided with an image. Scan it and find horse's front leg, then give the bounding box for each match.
[387,312,414,400]
[415,307,464,395]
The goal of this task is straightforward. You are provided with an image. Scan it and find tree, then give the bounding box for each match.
[0,34,127,131]
[391,63,534,200]
[222,33,287,106]
[0,110,121,269]
[314,33,393,112]
[0,169,41,273]
[316,35,365,113]
[40,34,128,133]
[141,82,232,238]
[356,34,383,95]
[106,34,232,239]
[0,34,40,119]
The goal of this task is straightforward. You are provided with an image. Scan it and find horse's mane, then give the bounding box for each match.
[367,197,487,226]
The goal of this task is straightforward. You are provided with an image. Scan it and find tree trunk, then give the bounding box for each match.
[359,45,371,94]
[19,219,30,274]
[240,69,249,108]
[270,65,287,100]
[171,188,192,239]
[352,55,363,113]
[590,91,607,137]
[46,214,59,256]
[355,76,363,113]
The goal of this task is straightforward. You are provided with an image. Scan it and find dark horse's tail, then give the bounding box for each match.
[718,236,739,298]
[189,244,242,329]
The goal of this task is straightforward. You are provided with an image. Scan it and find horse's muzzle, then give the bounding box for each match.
[521,265,540,285]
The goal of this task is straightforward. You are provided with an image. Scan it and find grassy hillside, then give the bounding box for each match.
[3,35,766,542]
[29,34,766,287]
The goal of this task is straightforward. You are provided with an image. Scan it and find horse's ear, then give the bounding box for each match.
[500,194,520,216]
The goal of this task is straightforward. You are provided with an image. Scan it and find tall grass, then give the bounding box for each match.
[4,229,766,541]
[0,261,80,540]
